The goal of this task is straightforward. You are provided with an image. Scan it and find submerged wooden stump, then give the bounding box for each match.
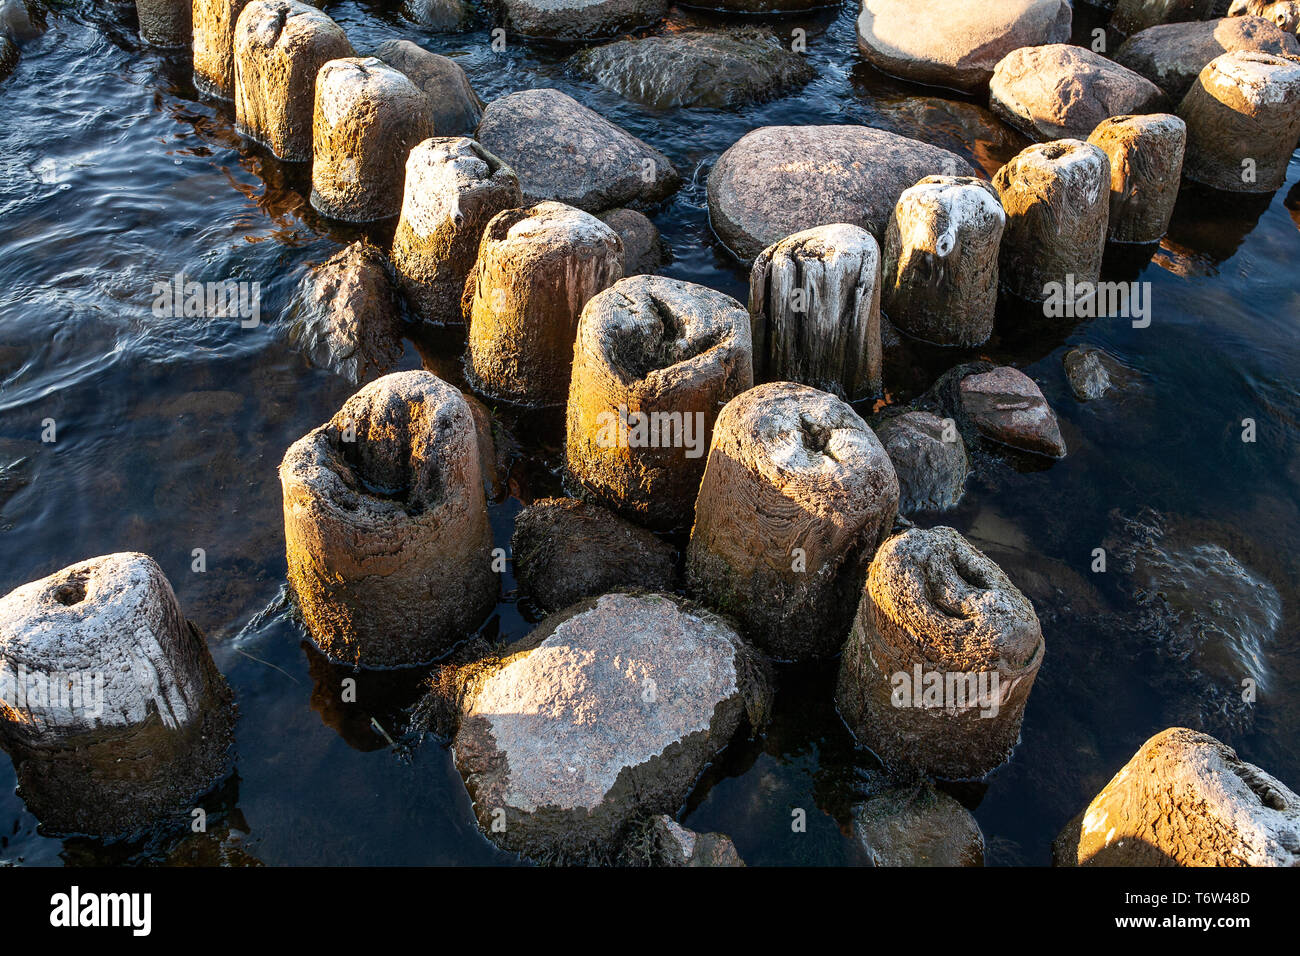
[882,176,1005,347]
[279,370,497,667]
[566,275,753,531]
[136,0,191,48]
[233,0,352,162]
[391,137,520,325]
[0,553,235,836]
[1087,113,1186,243]
[1178,50,1300,193]
[465,201,623,405]
[994,139,1110,303]
[687,382,899,661]
[194,0,252,99]
[836,526,1044,780]
[310,57,433,222]
[749,223,882,399]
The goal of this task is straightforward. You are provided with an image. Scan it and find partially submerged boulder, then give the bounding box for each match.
[959,366,1067,458]
[990,44,1168,140]
[707,125,975,262]
[598,208,665,276]
[1113,16,1300,101]
[495,0,666,41]
[854,784,985,866]
[401,0,471,30]
[477,89,680,213]
[856,0,1072,92]
[571,29,814,109]
[372,39,484,135]
[449,591,772,863]
[872,409,969,513]
[1054,727,1300,865]
[286,240,403,386]
[511,497,677,612]
[1112,0,1222,36]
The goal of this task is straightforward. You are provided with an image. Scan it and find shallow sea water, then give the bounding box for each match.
[0,0,1297,865]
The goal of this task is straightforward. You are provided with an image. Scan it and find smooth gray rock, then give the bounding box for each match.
[874,409,969,513]
[707,125,974,262]
[477,89,681,213]
[402,0,471,30]
[572,29,814,109]
[854,784,986,866]
[990,43,1168,140]
[856,0,1072,92]
[1114,16,1300,101]
[597,208,665,275]
[373,40,484,135]
[497,0,666,41]
[286,241,403,386]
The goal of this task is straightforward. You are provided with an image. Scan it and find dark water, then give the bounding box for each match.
[1,1,1297,865]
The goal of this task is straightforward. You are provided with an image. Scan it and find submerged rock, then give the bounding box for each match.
[496,0,667,42]
[450,592,772,863]
[1063,344,1136,401]
[286,241,403,386]
[572,29,814,109]
[1113,16,1300,101]
[1054,727,1300,865]
[873,409,969,513]
[402,0,471,30]
[1104,509,1281,733]
[853,784,985,866]
[856,0,1072,92]
[0,0,45,42]
[511,497,677,612]
[959,366,1067,458]
[477,89,681,213]
[990,44,1168,141]
[707,125,974,262]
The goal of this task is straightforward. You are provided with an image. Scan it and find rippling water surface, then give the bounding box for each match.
[1,1,1298,865]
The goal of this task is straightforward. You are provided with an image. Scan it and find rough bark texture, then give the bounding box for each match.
[749,224,883,400]
[451,592,772,864]
[391,137,521,325]
[882,176,1004,347]
[994,139,1110,301]
[1178,50,1300,193]
[1114,16,1300,101]
[511,497,677,612]
[1113,0,1221,35]
[990,44,1169,141]
[309,57,433,223]
[476,89,681,213]
[856,0,1072,93]
[565,275,753,531]
[707,125,975,262]
[872,408,970,513]
[465,202,624,405]
[853,783,986,866]
[571,28,814,110]
[835,526,1044,780]
[372,39,484,135]
[233,0,352,162]
[686,382,899,661]
[279,371,497,667]
[1054,727,1300,865]
[137,0,191,48]
[194,0,253,99]
[286,239,403,386]
[494,0,666,40]
[959,366,1067,457]
[1086,113,1185,243]
[0,553,235,836]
